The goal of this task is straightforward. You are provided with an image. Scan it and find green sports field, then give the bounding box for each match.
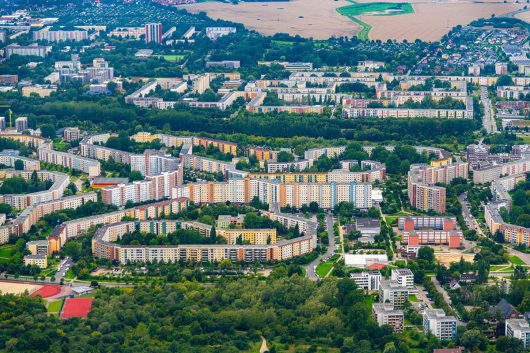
[337,1,414,40]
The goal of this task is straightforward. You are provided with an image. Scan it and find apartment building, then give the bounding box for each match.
[267,159,313,173]
[26,240,49,255]
[408,162,468,213]
[63,127,80,141]
[216,228,277,245]
[38,145,101,177]
[205,27,236,40]
[109,27,145,39]
[15,117,28,132]
[304,146,347,161]
[5,44,51,59]
[194,137,237,156]
[351,271,382,291]
[101,169,181,207]
[181,153,236,175]
[23,254,47,268]
[173,178,373,210]
[92,221,315,264]
[130,149,180,177]
[145,23,162,44]
[506,319,530,349]
[379,280,409,310]
[265,210,317,234]
[473,158,530,184]
[22,85,57,97]
[0,192,97,245]
[0,170,69,210]
[32,27,95,42]
[391,269,415,289]
[0,151,40,170]
[423,309,457,341]
[372,303,404,333]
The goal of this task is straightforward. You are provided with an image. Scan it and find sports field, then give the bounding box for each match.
[161,54,186,62]
[30,284,62,299]
[0,281,42,295]
[60,298,94,319]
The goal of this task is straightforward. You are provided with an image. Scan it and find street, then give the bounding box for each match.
[304,213,336,281]
[431,276,464,325]
[480,86,498,134]
[56,256,73,282]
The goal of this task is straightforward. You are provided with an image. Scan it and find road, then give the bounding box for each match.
[431,276,464,325]
[480,86,498,134]
[56,257,73,282]
[304,213,336,280]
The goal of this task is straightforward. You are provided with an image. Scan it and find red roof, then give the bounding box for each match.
[367,263,387,271]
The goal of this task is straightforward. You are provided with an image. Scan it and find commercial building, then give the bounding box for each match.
[399,216,463,249]
[344,254,388,268]
[423,309,457,341]
[351,271,382,291]
[379,280,409,310]
[506,319,530,349]
[343,217,380,243]
[372,303,404,333]
[206,60,240,69]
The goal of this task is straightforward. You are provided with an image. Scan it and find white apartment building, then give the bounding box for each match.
[391,268,415,289]
[351,271,382,291]
[423,309,457,341]
[506,319,530,349]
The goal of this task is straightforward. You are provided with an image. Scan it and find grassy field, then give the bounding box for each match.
[47,300,63,314]
[65,269,76,280]
[316,262,334,278]
[271,40,295,46]
[161,54,185,62]
[510,255,526,265]
[0,245,14,264]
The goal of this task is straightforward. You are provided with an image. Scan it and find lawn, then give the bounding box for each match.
[271,40,295,46]
[47,300,63,313]
[0,245,14,258]
[316,262,334,278]
[161,55,185,62]
[510,256,526,265]
[65,269,76,280]
[408,294,419,302]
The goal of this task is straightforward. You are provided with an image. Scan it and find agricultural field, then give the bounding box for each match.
[181,0,523,41]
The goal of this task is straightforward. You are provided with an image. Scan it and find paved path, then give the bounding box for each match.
[259,336,268,353]
[304,213,336,280]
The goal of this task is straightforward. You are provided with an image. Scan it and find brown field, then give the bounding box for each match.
[515,9,530,23]
[181,0,523,41]
[434,252,475,266]
[180,0,359,40]
[0,281,42,295]
[362,1,523,42]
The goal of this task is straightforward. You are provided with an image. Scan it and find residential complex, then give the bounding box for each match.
[408,162,468,213]
[379,280,409,310]
[351,271,382,291]
[38,143,101,177]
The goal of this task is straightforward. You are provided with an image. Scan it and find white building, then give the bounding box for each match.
[506,319,530,349]
[351,271,381,291]
[379,280,409,310]
[423,308,457,341]
[344,254,388,268]
[391,268,415,289]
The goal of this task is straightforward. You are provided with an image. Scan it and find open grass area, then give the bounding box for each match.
[47,300,63,313]
[510,255,526,265]
[408,294,419,302]
[65,269,76,280]
[0,245,15,264]
[337,1,413,40]
[161,54,185,62]
[316,262,334,278]
[271,40,295,46]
